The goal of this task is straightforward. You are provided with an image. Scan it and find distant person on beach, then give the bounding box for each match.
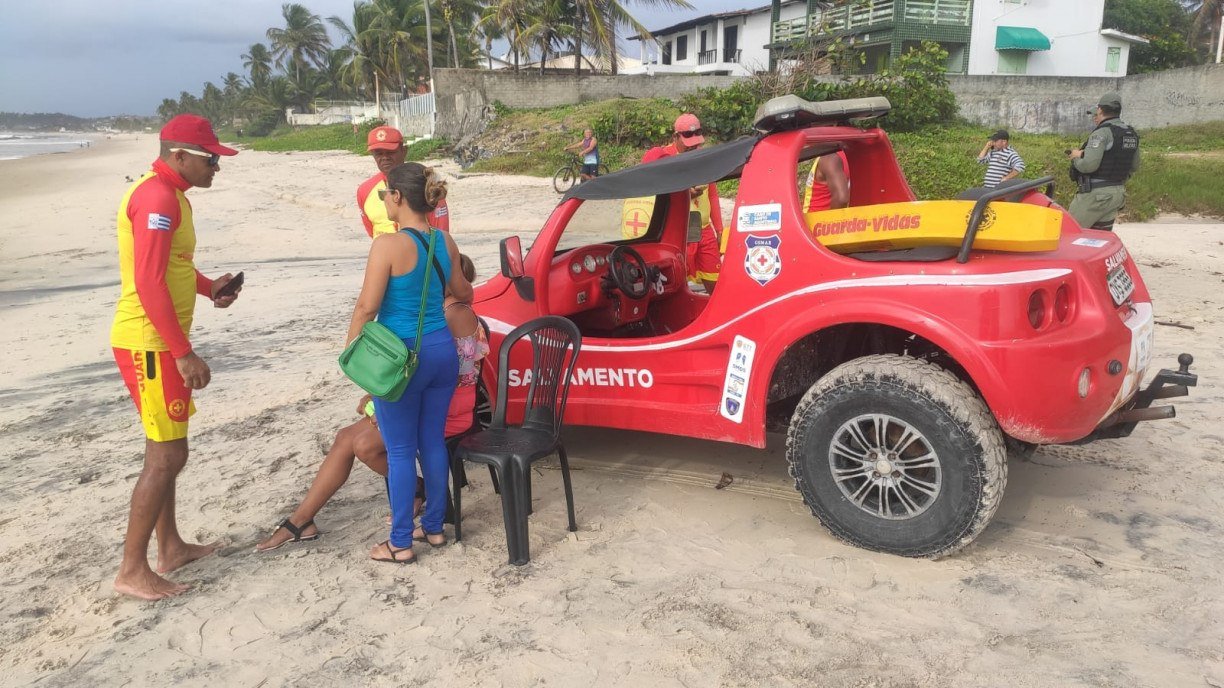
[563,128,600,181]
[346,163,472,564]
[358,126,450,237]
[977,130,1025,189]
[256,254,486,553]
[642,113,722,294]
[109,114,240,600]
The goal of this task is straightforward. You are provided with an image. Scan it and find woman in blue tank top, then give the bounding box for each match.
[344,162,473,564]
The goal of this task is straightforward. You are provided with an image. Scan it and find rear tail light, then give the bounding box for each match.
[1054,284,1071,322]
[1028,290,1047,329]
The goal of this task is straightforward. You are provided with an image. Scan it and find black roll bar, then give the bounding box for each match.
[956,176,1056,264]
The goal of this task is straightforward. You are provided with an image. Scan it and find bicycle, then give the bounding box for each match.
[553,156,610,194]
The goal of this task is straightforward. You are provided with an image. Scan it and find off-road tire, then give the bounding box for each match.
[553,165,575,194]
[785,354,1007,558]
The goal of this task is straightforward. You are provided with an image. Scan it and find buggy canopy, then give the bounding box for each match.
[561,135,760,202]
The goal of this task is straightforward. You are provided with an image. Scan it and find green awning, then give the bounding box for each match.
[995,26,1051,51]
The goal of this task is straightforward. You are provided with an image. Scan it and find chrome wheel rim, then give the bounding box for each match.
[828,413,942,520]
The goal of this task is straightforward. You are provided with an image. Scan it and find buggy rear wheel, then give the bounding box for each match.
[785,354,1007,558]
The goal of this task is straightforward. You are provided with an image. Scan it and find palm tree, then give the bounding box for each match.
[242,43,274,89]
[479,0,533,72]
[157,98,181,122]
[222,72,246,121]
[521,0,575,74]
[573,0,694,76]
[1190,0,1223,59]
[438,0,482,67]
[267,3,332,81]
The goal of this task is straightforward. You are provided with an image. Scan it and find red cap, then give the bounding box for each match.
[367,126,404,151]
[673,113,704,146]
[160,114,237,156]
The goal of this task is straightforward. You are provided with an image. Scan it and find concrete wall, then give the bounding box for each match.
[434,69,741,140]
[1120,64,1224,130]
[949,74,1120,134]
[435,64,1224,140]
[950,64,1224,134]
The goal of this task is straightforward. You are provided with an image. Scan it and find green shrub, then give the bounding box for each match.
[836,41,958,132]
[403,137,453,161]
[679,80,765,141]
[679,41,957,138]
[246,109,282,137]
[591,99,681,149]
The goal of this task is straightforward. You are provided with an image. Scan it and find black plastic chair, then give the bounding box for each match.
[452,316,582,565]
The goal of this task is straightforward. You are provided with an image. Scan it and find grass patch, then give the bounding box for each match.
[1143,121,1224,153]
[218,121,452,159]
[233,123,371,153]
[467,98,681,177]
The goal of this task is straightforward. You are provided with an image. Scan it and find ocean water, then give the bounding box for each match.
[0,132,95,161]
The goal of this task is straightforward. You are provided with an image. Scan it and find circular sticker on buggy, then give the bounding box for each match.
[744,234,781,286]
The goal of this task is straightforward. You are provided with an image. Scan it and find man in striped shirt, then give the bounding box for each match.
[977,130,1025,188]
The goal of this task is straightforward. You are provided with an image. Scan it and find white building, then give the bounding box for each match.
[967,0,1148,76]
[625,1,807,76]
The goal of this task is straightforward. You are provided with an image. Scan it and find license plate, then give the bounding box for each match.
[1107,266,1135,305]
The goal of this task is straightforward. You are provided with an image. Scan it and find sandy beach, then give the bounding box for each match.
[1,134,1222,687]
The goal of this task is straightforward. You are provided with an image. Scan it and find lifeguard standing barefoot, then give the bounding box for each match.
[110,115,241,600]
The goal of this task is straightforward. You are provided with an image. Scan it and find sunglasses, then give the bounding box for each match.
[678,128,703,138]
[377,188,399,201]
[171,147,220,166]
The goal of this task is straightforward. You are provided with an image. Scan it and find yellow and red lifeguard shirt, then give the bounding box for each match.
[803,151,851,213]
[110,159,212,358]
[357,172,450,238]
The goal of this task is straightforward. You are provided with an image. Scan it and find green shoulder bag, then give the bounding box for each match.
[338,228,438,402]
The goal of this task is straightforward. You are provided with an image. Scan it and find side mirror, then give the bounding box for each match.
[500,236,525,279]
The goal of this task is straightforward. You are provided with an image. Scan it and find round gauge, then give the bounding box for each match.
[571,262,582,275]
[584,255,597,273]
[596,255,607,266]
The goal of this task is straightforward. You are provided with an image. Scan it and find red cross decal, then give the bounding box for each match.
[626,211,647,234]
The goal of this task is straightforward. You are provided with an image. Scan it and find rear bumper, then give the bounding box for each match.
[1070,353,1198,443]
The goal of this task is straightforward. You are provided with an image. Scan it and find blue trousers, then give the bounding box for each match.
[373,328,458,549]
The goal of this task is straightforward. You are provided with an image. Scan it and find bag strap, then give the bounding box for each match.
[406,228,438,355]
[405,227,447,290]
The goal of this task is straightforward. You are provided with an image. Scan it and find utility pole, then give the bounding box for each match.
[424,0,436,87]
[1217,14,1223,64]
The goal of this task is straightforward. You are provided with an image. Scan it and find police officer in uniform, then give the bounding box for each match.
[1067,92,1140,231]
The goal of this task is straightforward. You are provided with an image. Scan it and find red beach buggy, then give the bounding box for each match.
[471,96,1196,558]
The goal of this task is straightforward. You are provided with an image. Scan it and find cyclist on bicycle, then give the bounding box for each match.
[563,128,600,181]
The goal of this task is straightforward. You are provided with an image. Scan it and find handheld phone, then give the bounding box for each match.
[214,271,244,298]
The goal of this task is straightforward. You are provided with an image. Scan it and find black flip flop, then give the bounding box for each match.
[371,540,417,565]
[256,518,319,552]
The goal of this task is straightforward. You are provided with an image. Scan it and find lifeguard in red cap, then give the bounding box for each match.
[357,125,450,237]
[110,114,241,600]
[642,113,723,294]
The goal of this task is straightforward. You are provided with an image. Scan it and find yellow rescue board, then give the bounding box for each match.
[807,200,1062,254]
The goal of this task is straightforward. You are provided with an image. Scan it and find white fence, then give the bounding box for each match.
[390,93,435,138]
[285,93,436,138]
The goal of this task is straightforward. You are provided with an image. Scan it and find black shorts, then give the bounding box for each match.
[581,163,600,177]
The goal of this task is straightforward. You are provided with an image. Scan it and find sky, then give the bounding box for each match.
[0,0,757,118]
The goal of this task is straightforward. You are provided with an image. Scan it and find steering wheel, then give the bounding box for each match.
[608,245,650,299]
